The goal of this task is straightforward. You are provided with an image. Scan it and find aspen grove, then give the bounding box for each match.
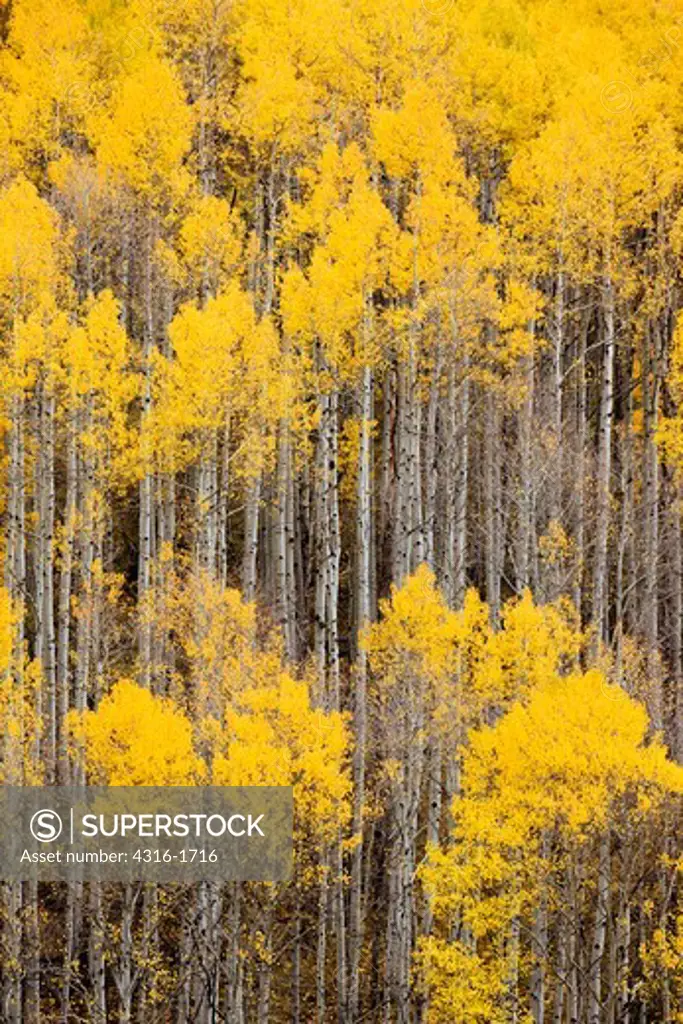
[0,0,682,1021]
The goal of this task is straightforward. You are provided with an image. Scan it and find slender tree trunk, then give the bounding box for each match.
[614,335,634,676]
[588,836,610,1024]
[643,319,661,726]
[224,883,244,1024]
[349,363,373,1022]
[57,411,76,782]
[242,473,261,601]
[218,416,231,586]
[485,389,501,624]
[573,299,590,619]
[292,888,302,1024]
[671,487,683,762]
[316,859,328,1024]
[424,347,442,568]
[531,891,547,1024]
[518,343,535,592]
[592,277,616,643]
[276,420,296,657]
[43,391,56,780]
[89,882,107,1022]
[138,214,156,688]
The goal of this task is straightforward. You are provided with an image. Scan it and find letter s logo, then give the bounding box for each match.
[30,809,63,843]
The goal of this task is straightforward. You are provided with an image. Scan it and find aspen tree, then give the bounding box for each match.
[0,0,682,1019]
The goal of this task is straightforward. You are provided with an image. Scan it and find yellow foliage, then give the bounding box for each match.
[0,0,92,170]
[0,586,13,673]
[0,176,62,316]
[363,566,584,734]
[177,194,243,292]
[371,81,461,184]
[474,587,583,703]
[69,679,205,784]
[641,867,683,1023]
[415,937,506,1024]
[155,568,264,718]
[212,670,351,846]
[0,589,43,784]
[503,83,680,283]
[147,281,284,475]
[144,569,351,852]
[281,142,400,376]
[0,659,44,785]
[362,564,461,688]
[89,56,193,198]
[420,672,683,1020]
[659,314,683,472]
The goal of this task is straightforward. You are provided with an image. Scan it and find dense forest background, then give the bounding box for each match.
[0,0,681,1020]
